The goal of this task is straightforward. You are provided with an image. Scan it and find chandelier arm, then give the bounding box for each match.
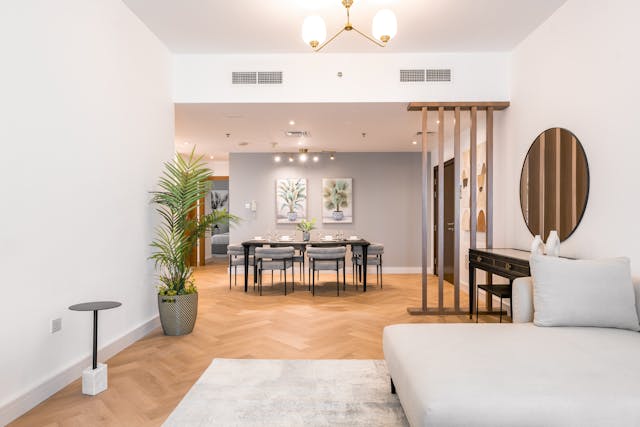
[314,27,347,52]
[351,25,386,48]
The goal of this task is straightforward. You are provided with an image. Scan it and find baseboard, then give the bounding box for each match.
[229,266,429,275]
[0,315,160,426]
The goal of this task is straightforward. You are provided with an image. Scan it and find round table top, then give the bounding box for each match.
[69,301,122,311]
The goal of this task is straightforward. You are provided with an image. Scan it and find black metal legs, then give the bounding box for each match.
[92,310,98,370]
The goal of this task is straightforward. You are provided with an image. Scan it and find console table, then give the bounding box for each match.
[468,248,531,320]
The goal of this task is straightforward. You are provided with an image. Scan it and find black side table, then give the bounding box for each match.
[69,301,121,370]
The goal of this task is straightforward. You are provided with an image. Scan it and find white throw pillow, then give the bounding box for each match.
[530,255,640,331]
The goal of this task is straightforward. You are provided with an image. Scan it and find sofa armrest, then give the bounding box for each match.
[512,277,534,323]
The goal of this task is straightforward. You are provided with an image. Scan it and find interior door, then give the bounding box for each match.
[434,159,455,284]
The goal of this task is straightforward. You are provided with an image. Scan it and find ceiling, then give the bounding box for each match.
[123,0,566,54]
[175,102,479,160]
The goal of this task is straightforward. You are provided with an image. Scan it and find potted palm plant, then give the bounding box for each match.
[323,180,349,221]
[278,179,306,221]
[296,218,316,241]
[150,150,237,336]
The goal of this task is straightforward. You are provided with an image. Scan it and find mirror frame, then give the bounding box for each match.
[519,127,590,242]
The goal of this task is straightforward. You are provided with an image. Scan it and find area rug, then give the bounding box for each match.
[163,359,408,427]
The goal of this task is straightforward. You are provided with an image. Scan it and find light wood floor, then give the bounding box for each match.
[11,259,501,426]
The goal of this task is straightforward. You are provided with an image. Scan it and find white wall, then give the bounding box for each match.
[229,153,422,270]
[498,0,640,275]
[174,52,509,103]
[0,1,174,423]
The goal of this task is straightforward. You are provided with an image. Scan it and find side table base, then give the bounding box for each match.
[82,363,107,395]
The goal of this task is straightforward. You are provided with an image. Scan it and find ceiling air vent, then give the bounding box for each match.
[258,71,283,84]
[425,69,452,82]
[285,131,311,138]
[232,72,257,85]
[400,69,425,83]
[232,71,284,85]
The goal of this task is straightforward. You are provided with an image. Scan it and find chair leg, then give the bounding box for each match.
[343,260,346,291]
[284,267,287,296]
[336,260,339,296]
[312,260,315,296]
[475,287,479,323]
[380,257,383,288]
[291,259,295,293]
[229,258,232,289]
[500,297,503,323]
[234,265,238,287]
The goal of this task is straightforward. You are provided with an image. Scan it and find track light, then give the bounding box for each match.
[330,152,335,160]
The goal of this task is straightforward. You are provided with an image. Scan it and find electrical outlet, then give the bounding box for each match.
[51,318,62,334]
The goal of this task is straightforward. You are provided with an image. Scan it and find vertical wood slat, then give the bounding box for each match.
[555,128,561,233]
[486,107,494,249]
[420,107,429,311]
[571,136,577,227]
[437,107,445,309]
[470,107,478,250]
[539,133,545,237]
[453,107,461,311]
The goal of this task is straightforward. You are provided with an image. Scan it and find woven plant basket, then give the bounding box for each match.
[158,293,198,336]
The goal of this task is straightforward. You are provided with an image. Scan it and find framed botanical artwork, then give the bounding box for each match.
[276,178,307,223]
[322,178,353,223]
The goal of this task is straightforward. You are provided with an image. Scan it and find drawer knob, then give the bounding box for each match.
[476,256,482,262]
[505,263,512,270]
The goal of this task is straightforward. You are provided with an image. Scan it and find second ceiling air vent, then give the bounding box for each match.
[232,71,283,85]
[400,68,452,83]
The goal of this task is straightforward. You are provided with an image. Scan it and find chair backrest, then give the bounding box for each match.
[227,244,244,256]
[307,246,346,260]
[255,246,294,260]
[352,244,383,256]
[368,244,384,255]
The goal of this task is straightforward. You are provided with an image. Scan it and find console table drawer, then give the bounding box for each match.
[494,259,529,276]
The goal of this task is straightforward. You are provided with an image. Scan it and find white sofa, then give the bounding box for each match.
[383,277,640,427]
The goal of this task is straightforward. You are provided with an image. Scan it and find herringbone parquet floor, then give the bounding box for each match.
[11,259,499,426]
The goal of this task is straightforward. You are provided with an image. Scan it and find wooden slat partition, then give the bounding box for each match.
[486,107,494,249]
[470,107,478,250]
[408,107,430,314]
[437,107,445,309]
[407,101,508,316]
[407,102,510,111]
[453,107,461,311]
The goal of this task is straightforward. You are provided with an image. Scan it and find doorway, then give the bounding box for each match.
[433,159,455,284]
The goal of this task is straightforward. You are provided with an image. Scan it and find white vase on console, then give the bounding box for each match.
[530,235,544,255]
[545,230,560,257]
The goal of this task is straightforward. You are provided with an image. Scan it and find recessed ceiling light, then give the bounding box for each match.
[289,120,295,125]
[299,153,308,162]
[412,141,417,145]
[297,141,303,146]
[274,155,281,162]
[288,156,294,162]
[330,153,335,160]
[209,155,214,160]
[313,156,319,162]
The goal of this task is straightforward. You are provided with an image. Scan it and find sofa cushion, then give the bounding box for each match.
[530,255,640,331]
[384,323,640,427]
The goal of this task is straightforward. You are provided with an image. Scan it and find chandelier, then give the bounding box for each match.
[302,0,397,52]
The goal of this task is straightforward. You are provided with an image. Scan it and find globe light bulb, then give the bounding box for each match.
[302,16,327,48]
[372,9,397,43]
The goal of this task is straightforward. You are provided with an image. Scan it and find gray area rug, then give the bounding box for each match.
[163,359,408,427]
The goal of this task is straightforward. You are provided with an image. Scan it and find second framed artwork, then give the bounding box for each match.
[322,178,353,223]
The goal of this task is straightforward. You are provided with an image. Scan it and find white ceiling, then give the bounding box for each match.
[175,102,478,160]
[123,0,566,53]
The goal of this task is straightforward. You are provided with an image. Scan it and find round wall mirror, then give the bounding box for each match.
[520,128,589,241]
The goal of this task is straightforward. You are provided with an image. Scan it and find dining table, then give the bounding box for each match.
[241,238,371,292]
